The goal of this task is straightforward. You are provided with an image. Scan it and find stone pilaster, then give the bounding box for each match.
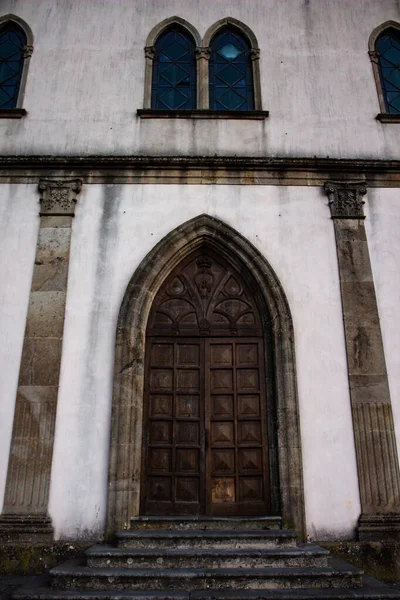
[0,179,82,542]
[324,181,400,541]
[195,47,211,109]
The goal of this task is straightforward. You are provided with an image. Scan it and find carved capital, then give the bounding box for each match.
[250,48,260,61]
[38,179,82,216]
[23,45,34,58]
[368,50,379,64]
[324,180,367,219]
[195,46,211,60]
[144,46,156,60]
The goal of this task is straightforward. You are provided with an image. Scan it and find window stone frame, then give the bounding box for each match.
[143,16,201,110]
[368,20,400,123]
[141,16,264,115]
[0,14,34,117]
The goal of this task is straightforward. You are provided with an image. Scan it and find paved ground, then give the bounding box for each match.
[1,574,400,600]
[0,575,49,600]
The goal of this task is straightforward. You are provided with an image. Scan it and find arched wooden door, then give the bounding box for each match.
[140,248,271,516]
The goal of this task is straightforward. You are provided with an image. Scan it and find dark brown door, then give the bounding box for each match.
[141,249,271,516]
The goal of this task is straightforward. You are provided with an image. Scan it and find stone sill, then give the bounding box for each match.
[376,113,400,123]
[137,109,269,120]
[0,108,27,119]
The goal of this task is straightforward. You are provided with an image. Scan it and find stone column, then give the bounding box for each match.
[324,181,400,541]
[0,180,82,542]
[195,47,211,109]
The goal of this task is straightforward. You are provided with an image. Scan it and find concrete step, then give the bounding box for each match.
[50,559,363,591]
[130,516,282,531]
[115,529,297,550]
[85,544,329,569]
[13,588,400,600]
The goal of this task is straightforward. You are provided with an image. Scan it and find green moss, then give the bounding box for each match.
[321,541,400,583]
[0,543,90,576]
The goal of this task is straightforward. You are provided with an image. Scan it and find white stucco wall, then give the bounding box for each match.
[45,184,361,541]
[366,189,400,468]
[0,0,398,158]
[0,185,39,510]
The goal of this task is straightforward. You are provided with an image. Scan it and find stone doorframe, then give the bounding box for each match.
[106,214,305,538]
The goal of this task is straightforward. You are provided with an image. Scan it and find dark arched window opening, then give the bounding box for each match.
[151,26,196,110]
[376,29,400,114]
[209,27,254,111]
[0,23,27,109]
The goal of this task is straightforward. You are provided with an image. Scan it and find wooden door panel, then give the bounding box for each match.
[142,338,204,515]
[206,338,270,516]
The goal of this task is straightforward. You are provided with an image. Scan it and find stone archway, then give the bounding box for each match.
[106,215,305,537]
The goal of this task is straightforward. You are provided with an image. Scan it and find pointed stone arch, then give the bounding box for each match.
[106,215,305,537]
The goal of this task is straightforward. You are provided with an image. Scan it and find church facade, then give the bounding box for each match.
[0,0,399,545]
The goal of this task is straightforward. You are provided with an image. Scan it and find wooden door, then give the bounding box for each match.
[141,249,271,516]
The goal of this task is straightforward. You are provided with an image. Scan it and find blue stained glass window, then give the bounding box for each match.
[152,26,196,110]
[209,28,254,111]
[376,30,400,114]
[0,24,26,109]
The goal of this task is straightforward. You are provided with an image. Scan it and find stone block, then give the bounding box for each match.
[18,338,62,386]
[336,240,373,282]
[16,385,58,404]
[31,263,69,292]
[36,228,71,264]
[341,281,380,326]
[345,324,387,376]
[350,374,391,405]
[40,215,72,229]
[25,292,66,338]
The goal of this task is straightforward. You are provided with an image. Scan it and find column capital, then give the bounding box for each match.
[324,180,367,219]
[38,179,82,216]
[195,46,211,61]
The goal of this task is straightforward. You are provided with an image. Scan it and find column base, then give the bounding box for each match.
[358,514,400,541]
[0,514,54,544]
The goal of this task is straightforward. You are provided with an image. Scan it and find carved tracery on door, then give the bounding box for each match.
[141,249,270,515]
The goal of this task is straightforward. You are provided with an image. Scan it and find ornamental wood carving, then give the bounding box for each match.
[147,250,262,337]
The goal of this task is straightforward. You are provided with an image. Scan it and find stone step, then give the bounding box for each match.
[86,544,329,569]
[50,559,363,591]
[130,516,282,531]
[115,529,297,550]
[13,588,400,600]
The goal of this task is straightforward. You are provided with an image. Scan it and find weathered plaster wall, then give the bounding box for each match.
[366,189,400,470]
[0,185,39,511]
[0,0,398,158]
[46,184,361,541]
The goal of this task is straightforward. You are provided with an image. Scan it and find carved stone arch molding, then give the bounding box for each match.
[143,16,201,109]
[106,214,305,537]
[0,14,34,109]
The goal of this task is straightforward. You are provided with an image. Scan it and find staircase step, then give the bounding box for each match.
[115,529,297,550]
[13,588,400,600]
[50,559,363,591]
[86,544,329,569]
[130,516,282,531]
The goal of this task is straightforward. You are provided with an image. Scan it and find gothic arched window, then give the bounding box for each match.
[0,22,27,109]
[375,29,400,114]
[209,27,254,111]
[151,25,196,110]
